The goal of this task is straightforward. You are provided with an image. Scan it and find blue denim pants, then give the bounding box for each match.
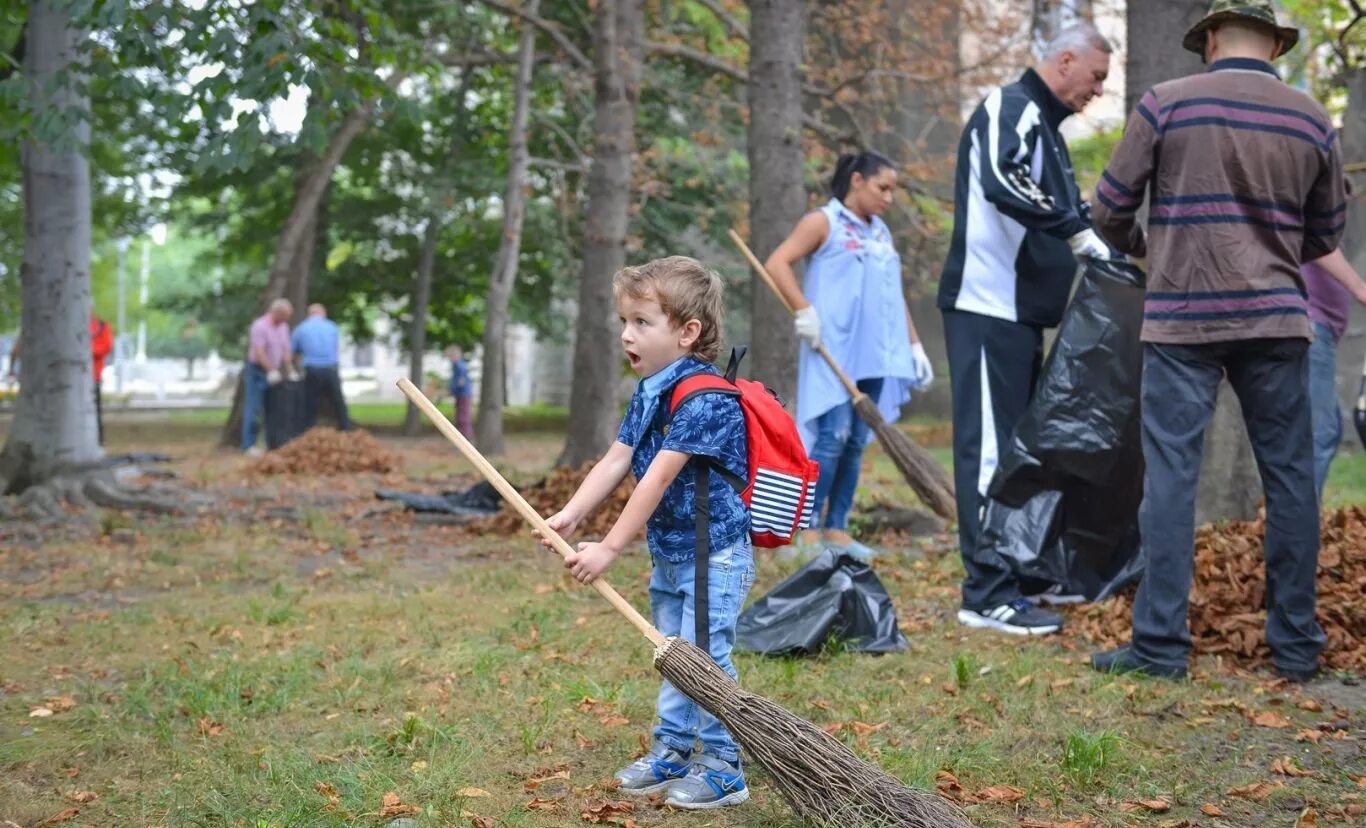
[1308,322,1342,499]
[240,363,271,451]
[809,377,883,531]
[650,537,755,763]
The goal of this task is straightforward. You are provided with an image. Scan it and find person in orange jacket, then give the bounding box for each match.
[91,313,113,446]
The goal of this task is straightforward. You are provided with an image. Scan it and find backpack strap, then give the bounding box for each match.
[662,356,746,656]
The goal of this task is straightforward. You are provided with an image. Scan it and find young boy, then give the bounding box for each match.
[542,256,753,809]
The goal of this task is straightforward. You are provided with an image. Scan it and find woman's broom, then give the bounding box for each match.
[396,378,971,828]
[727,229,958,522]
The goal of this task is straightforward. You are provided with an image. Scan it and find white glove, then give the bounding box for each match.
[266,369,283,386]
[910,343,934,389]
[793,305,821,348]
[1067,229,1110,260]
[286,368,301,383]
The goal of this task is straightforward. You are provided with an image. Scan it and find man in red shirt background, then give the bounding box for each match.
[91,313,113,447]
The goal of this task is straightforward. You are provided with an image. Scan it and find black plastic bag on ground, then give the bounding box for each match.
[375,481,502,517]
[971,258,1147,601]
[735,549,908,655]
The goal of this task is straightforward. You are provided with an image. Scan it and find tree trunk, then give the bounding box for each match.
[402,217,440,435]
[557,0,645,468]
[1124,0,1204,114]
[0,1,97,494]
[745,0,807,404]
[218,89,392,447]
[1125,0,1260,523]
[476,0,540,455]
[402,51,479,437]
[1335,68,1366,423]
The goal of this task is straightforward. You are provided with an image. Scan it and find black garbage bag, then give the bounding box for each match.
[375,481,502,517]
[735,549,908,655]
[970,258,1147,601]
[265,379,308,450]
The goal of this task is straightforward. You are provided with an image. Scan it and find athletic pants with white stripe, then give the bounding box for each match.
[942,309,1043,610]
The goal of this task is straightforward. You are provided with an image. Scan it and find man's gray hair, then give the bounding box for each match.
[1042,22,1113,60]
[269,298,293,314]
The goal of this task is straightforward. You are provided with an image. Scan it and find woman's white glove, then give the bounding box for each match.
[266,369,283,386]
[910,343,934,389]
[793,306,821,348]
[1067,229,1110,260]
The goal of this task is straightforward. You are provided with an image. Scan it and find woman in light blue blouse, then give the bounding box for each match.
[765,152,935,557]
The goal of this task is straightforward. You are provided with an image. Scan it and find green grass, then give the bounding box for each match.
[0,423,1361,827]
[160,401,570,432]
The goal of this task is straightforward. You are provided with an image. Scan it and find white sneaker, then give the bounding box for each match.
[245,445,265,457]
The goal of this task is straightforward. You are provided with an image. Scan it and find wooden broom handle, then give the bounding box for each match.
[727,228,866,402]
[397,378,665,647]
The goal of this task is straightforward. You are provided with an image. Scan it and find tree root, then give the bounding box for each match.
[3,467,210,522]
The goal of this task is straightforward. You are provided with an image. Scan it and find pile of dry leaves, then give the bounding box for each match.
[475,465,634,539]
[251,428,400,476]
[1070,506,1365,672]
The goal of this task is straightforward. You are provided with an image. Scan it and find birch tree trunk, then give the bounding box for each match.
[476,0,540,454]
[746,0,807,404]
[557,0,645,468]
[0,1,98,494]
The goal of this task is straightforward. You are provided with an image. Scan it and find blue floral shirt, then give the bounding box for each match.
[616,356,749,563]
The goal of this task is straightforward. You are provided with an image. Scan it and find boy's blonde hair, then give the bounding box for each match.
[613,256,725,362]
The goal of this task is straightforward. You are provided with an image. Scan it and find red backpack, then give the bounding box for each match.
[667,348,820,548]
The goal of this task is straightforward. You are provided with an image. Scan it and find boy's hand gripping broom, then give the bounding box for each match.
[397,378,971,828]
[727,228,958,522]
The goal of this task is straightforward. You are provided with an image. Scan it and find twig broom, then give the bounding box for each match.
[397,378,971,828]
[727,228,958,522]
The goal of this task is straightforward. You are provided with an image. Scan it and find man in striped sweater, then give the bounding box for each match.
[1090,0,1344,682]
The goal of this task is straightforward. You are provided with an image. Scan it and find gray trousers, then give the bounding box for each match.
[1133,338,1324,674]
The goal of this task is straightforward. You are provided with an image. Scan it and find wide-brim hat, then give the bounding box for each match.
[1183,1,1300,56]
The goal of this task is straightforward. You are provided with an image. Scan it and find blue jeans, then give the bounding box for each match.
[240,363,270,450]
[809,378,883,531]
[650,538,755,762]
[1308,322,1342,499]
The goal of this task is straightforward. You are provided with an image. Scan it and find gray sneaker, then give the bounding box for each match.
[613,741,692,796]
[664,754,750,810]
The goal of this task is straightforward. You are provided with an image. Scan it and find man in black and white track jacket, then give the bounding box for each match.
[939,22,1114,637]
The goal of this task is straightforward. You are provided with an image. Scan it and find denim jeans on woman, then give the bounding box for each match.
[1308,321,1343,499]
[650,537,754,763]
[808,377,883,531]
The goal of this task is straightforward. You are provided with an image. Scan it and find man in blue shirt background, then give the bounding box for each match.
[291,303,351,432]
[446,345,473,438]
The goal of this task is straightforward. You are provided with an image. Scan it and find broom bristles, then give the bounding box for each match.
[854,395,958,522]
[654,637,972,828]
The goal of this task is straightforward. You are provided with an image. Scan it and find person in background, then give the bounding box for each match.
[938,22,1114,635]
[447,345,473,439]
[1301,245,1366,497]
[91,313,113,446]
[764,151,934,560]
[242,298,293,456]
[291,303,351,432]
[1089,0,1344,681]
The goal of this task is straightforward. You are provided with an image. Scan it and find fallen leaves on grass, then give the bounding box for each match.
[475,465,633,539]
[378,792,421,817]
[1120,799,1171,813]
[1069,506,1366,671]
[599,715,630,727]
[1227,781,1284,800]
[196,716,226,736]
[252,428,399,476]
[33,810,80,828]
[1250,710,1294,729]
[1201,803,1226,816]
[1018,819,1098,828]
[1296,807,1319,827]
[464,814,495,828]
[976,785,1027,803]
[525,796,562,811]
[458,787,492,798]
[1271,757,1315,777]
[64,791,98,804]
[580,799,635,824]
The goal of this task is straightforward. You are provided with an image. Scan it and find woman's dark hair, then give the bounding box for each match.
[830,151,895,200]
